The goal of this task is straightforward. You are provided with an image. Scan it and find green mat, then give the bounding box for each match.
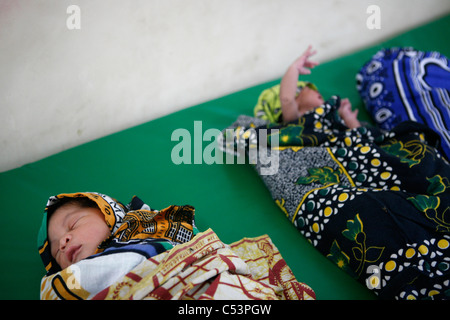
[1,14,449,300]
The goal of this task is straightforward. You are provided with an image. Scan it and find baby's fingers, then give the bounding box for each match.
[302,45,317,59]
[304,60,319,68]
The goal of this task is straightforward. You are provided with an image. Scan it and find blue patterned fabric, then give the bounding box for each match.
[357,48,450,160]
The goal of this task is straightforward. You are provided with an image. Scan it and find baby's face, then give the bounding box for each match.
[47,204,111,269]
[296,87,324,113]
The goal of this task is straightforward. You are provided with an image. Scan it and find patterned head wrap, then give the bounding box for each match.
[254,81,318,123]
[37,192,196,275]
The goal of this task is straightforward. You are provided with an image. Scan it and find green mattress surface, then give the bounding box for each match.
[1,14,449,300]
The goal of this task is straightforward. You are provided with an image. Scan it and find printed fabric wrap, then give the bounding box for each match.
[91,229,315,300]
[254,81,318,123]
[37,193,315,300]
[357,47,450,160]
[220,96,450,300]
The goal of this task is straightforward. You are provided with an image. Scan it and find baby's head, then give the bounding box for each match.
[47,197,111,270]
[43,196,111,271]
[295,82,324,114]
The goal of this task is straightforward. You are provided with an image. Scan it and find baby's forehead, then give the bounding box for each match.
[47,204,91,235]
[48,205,76,230]
[50,202,80,219]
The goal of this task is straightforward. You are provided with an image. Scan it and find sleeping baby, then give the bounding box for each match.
[37,192,315,300]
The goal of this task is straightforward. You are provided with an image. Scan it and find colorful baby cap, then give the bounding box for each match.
[254,81,318,123]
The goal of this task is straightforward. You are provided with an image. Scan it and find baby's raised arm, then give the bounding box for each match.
[280,46,319,123]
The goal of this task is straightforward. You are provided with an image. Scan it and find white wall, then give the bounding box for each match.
[1,0,449,172]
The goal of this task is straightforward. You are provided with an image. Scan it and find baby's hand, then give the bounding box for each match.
[338,99,361,128]
[291,45,319,75]
[339,99,353,114]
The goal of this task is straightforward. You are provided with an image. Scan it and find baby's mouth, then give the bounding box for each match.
[66,245,82,264]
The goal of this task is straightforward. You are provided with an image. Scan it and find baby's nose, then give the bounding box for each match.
[59,234,71,251]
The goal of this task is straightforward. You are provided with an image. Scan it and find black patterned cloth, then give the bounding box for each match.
[220,96,450,300]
